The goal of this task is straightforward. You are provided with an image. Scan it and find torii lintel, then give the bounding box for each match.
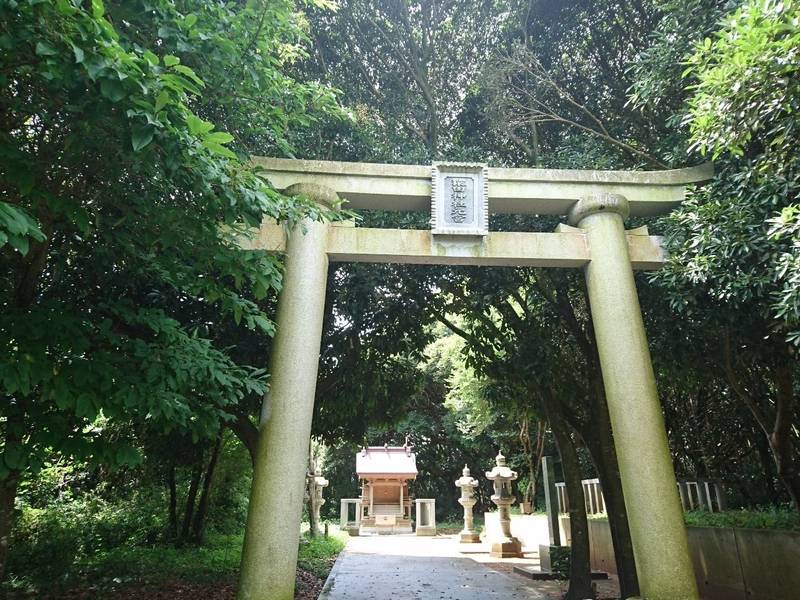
[252,156,712,217]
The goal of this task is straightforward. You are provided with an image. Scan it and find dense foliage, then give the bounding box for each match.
[1,0,342,586]
[2,0,799,597]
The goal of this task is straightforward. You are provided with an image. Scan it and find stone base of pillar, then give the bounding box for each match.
[416,525,436,536]
[344,525,360,536]
[459,531,481,544]
[490,538,523,558]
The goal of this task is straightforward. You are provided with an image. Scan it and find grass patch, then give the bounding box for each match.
[586,507,800,531]
[297,531,347,579]
[5,526,347,596]
[683,508,800,531]
[435,517,484,535]
[5,532,243,594]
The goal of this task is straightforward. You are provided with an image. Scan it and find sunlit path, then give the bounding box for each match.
[319,534,546,600]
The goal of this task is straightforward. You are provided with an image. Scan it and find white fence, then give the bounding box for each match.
[555,478,726,514]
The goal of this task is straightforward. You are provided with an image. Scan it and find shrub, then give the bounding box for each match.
[683,507,800,531]
[8,493,166,587]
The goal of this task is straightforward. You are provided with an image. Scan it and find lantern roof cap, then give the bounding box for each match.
[485,451,518,481]
[456,464,478,487]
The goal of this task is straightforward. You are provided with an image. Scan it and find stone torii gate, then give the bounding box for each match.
[236,158,713,600]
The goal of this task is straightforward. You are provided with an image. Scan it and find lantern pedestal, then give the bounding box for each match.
[491,538,523,558]
[460,531,481,544]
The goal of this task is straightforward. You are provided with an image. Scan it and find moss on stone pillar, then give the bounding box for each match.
[570,193,699,600]
[237,184,335,600]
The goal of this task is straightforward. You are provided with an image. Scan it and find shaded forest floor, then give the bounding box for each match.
[5,531,344,600]
[29,570,322,600]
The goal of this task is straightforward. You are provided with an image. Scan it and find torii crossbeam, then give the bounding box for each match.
[237,158,712,600]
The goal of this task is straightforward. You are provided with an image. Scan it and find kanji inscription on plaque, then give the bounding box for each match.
[431,163,488,236]
[447,177,472,224]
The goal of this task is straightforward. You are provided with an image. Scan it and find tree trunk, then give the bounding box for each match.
[543,393,592,600]
[532,420,546,509]
[587,431,640,596]
[180,455,204,543]
[584,378,640,597]
[521,419,546,509]
[753,429,780,504]
[0,410,24,582]
[519,418,535,506]
[770,362,800,510]
[191,434,224,543]
[0,475,19,582]
[167,465,178,540]
[722,335,800,509]
[228,412,258,466]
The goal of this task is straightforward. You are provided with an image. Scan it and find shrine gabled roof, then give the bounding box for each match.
[356,446,418,478]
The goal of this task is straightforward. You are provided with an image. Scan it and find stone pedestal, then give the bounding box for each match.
[485,452,523,558]
[491,539,523,558]
[455,465,481,544]
[415,498,437,536]
[539,544,570,577]
[339,498,362,536]
[460,530,481,544]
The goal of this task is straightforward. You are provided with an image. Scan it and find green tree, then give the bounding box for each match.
[305,0,509,160]
[654,0,800,507]
[0,0,340,576]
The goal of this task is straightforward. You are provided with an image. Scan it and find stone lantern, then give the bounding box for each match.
[455,465,480,543]
[307,464,329,536]
[485,451,523,558]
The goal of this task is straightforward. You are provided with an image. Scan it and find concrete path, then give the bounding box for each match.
[319,535,547,600]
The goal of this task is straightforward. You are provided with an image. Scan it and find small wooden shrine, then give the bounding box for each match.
[356,444,417,534]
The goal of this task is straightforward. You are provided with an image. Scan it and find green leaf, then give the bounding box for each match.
[116,445,142,467]
[56,0,76,15]
[91,0,105,18]
[84,55,106,80]
[8,234,30,255]
[17,170,34,196]
[172,64,204,87]
[143,50,159,66]
[75,393,96,418]
[3,443,26,471]
[204,131,234,145]
[155,90,170,112]
[100,78,126,102]
[184,13,198,28]
[203,141,237,158]
[131,124,155,151]
[251,314,274,334]
[163,54,180,67]
[35,41,58,56]
[72,45,85,64]
[186,114,214,136]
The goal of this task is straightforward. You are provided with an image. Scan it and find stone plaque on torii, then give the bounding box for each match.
[236,157,712,600]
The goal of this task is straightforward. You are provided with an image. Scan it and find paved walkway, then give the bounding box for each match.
[318,535,546,600]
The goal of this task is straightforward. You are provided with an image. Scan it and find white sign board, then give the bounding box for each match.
[431,162,488,236]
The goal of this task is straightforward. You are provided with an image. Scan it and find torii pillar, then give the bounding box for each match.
[238,183,335,600]
[569,193,698,599]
